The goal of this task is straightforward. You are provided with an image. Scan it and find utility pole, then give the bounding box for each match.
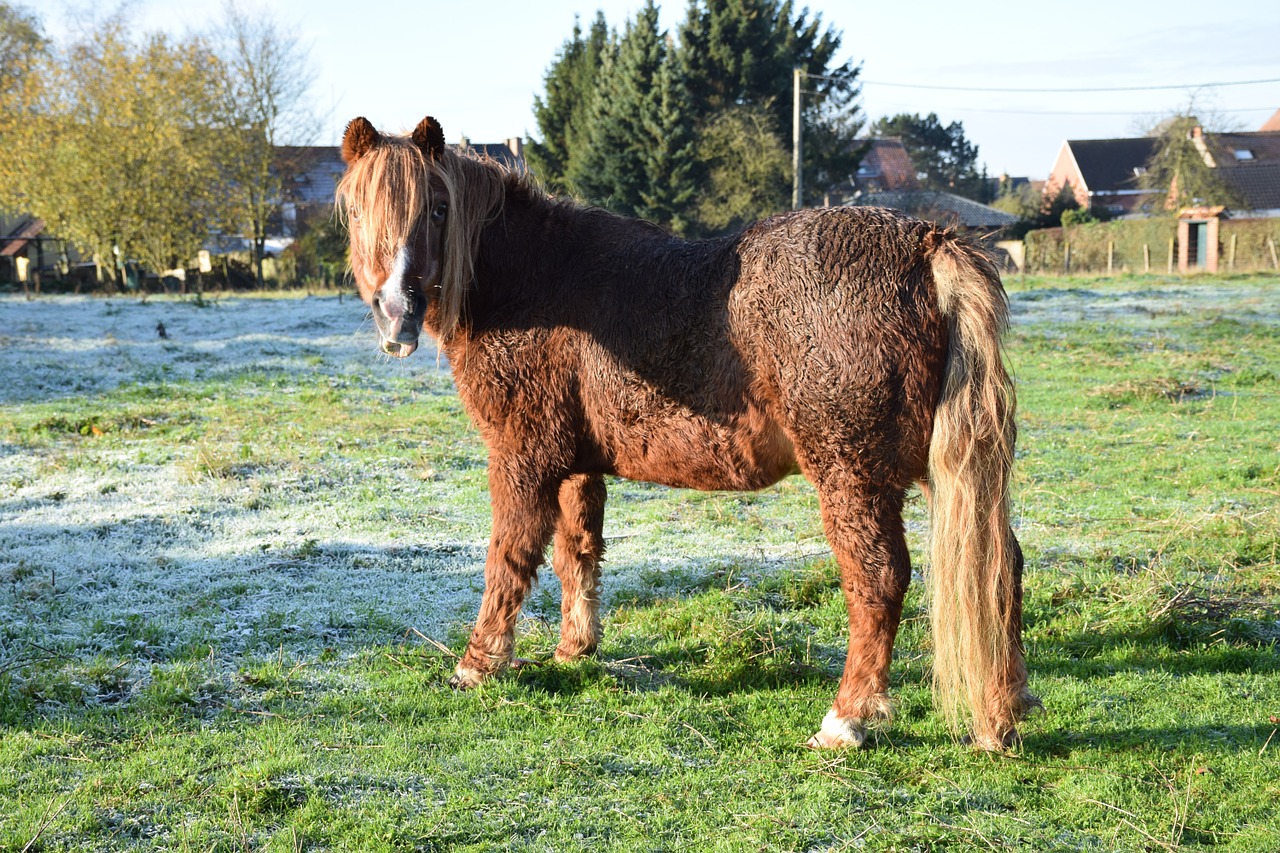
[792,66,803,210]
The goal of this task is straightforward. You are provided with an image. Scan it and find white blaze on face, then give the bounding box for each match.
[375,245,411,320]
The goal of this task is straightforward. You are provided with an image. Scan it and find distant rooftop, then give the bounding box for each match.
[846,190,1017,229]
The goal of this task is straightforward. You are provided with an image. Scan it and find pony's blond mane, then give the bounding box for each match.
[336,137,509,340]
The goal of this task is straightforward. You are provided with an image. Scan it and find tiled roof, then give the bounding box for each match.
[855,138,920,191]
[277,140,526,207]
[0,218,45,257]
[1260,109,1280,132]
[464,141,525,171]
[276,146,346,206]
[846,190,1017,229]
[1204,131,1280,165]
[1218,162,1280,210]
[1066,137,1157,194]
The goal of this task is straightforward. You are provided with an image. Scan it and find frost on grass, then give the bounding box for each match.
[1009,283,1280,327]
[2,296,476,690]
[0,294,830,706]
[6,284,1272,709]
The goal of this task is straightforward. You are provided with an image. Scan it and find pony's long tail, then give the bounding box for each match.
[925,232,1037,748]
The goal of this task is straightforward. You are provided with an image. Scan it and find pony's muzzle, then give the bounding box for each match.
[372,289,422,358]
[382,338,418,358]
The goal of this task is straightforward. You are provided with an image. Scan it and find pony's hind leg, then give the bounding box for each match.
[805,483,912,749]
[449,465,558,689]
[552,473,607,661]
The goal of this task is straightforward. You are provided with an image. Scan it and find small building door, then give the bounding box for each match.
[1187,222,1205,269]
[1177,208,1224,274]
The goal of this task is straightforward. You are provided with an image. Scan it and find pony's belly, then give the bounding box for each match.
[607,412,797,492]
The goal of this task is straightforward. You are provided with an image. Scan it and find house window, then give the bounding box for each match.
[1233,149,1254,161]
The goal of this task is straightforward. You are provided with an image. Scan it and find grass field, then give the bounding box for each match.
[1,273,1278,851]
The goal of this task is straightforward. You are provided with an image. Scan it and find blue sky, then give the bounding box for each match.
[64,0,1280,179]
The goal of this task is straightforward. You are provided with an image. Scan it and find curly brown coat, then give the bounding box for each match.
[337,116,1037,750]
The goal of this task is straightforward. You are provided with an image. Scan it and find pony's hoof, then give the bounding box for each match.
[553,643,598,663]
[805,711,868,750]
[447,665,487,690]
[963,728,1019,751]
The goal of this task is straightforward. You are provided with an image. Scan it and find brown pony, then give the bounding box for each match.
[337,115,1038,750]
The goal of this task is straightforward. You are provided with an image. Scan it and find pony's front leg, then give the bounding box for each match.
[449,472,558,689]
[552,474,607,661]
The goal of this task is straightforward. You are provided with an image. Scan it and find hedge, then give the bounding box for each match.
[1022,217,1280,275]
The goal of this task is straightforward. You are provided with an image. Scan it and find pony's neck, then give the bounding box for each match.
[435,171,712,359]
[477,185,676,291]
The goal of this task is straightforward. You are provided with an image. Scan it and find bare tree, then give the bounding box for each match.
[1138,98,1244,213]
[216,0,320,287]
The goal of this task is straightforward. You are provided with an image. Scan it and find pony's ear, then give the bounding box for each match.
[342,117,379,165]
[411,116,446,161]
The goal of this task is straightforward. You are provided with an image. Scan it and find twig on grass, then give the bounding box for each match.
[383,652,416,671]
[913,810,1005,850]
[1083,798,1180,851]
[407,627,459,659]
[0,655,61,676]
[1260,727,1276,757]
[495,696,585,719]
[22,794,72,853]
[1150,585,1197,620]
[215,702,284,719]
[804,763,862,790]
[681,721,716,751]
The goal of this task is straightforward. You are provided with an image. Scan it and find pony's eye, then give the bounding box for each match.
[430,202,448,224]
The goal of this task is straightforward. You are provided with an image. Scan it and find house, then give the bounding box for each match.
[275,145,349,238]
[273,137,527,239]
[0,214,85,286]
[457,136,526,171]
[1192,126,1280,217]
[845,189,1017,231]
[1,215,47,265]
[1044,137,1160,217]
[853,138,920,193]
[1045,113,1280,219]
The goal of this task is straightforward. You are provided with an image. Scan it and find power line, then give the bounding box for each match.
[800,69,1280,93]
[859,76,1280,94]
[870,102,1278,117]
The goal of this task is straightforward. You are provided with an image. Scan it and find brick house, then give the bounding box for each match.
[1044,114,1280,220]
[273,136,526,240]
[1044,136,1160,217]
[853,138,921,193]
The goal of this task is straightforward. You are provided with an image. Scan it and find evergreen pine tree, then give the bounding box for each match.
[526,12,610,193]
[675,0,864,208]
[529,0,867,229]
[637,50,697,233]
[571,1,697,233]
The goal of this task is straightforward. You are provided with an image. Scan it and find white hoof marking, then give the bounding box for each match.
[805,710,868,749]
